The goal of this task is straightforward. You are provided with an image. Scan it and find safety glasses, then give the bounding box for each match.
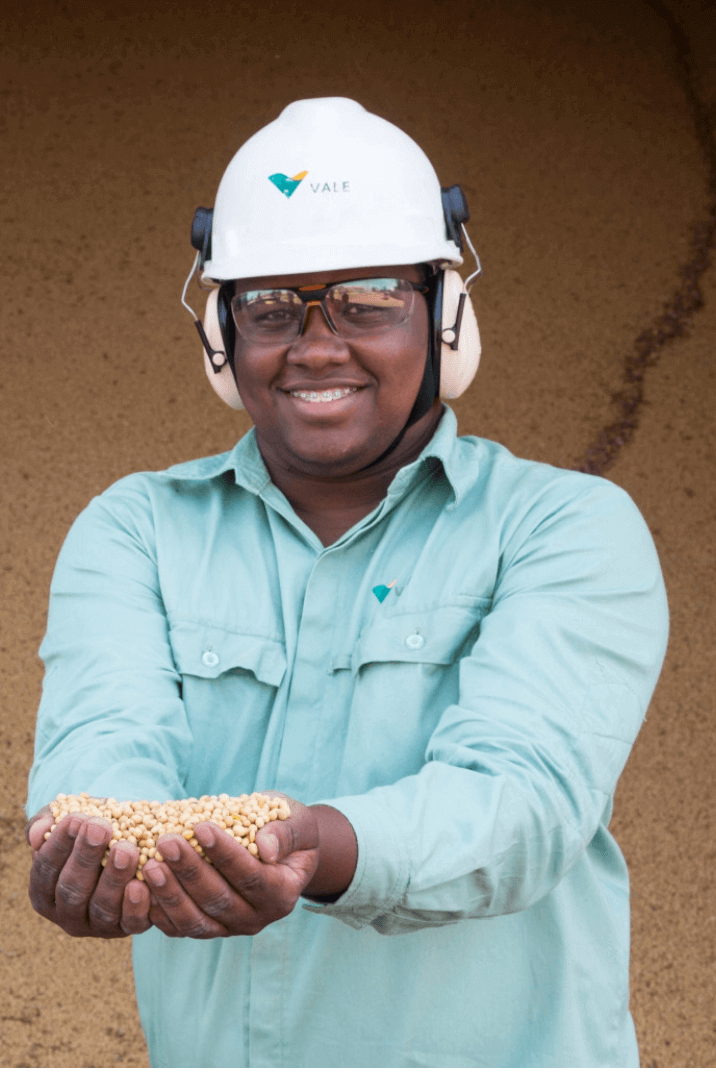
[230,276,428,345]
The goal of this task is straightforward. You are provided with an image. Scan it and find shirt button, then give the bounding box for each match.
[405,633,424,650]
[202,650,220,668]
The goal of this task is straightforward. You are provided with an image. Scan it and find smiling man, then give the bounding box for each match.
[228,263,442,543]
[26,98,668,1068]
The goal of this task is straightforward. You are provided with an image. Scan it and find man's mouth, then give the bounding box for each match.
[288,387,360,402]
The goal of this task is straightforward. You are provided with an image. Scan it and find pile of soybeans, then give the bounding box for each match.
[47,792,291,880]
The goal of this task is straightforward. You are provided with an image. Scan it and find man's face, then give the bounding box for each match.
[230,264,431,478]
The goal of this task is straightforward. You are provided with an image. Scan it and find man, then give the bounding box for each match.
[26,98,668,1067]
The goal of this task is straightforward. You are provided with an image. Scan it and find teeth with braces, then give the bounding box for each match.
[290,387,358,402]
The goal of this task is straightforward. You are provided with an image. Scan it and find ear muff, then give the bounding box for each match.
[202,289,245,410]
[438,268,481,399]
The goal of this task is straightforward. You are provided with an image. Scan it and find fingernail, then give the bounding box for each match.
[113,848,130,870]
[67,818,81,839]
[127,881,143,903]
[262,833,278,862]
[145,865,166,887]
[160,839,181,862]
[195,826,215,848]
[86,821,107,846]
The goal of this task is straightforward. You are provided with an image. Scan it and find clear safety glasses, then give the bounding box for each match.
[230,277,429,345]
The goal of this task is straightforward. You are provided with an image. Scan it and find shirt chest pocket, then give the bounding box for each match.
[169,622,287,688]
[167,621,287,796]
[336,600,492,792]
[352,599,490,673]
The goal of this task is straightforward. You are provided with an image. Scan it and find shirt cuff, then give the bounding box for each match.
[302,792,411,928]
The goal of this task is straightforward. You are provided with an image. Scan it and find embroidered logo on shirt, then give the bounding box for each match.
[372,579,397,603]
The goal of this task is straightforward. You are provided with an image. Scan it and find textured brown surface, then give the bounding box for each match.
[1,0,714,1069]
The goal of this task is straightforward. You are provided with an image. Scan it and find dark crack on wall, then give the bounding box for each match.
[574,0,716,476]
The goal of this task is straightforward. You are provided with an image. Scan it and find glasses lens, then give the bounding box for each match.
[231,278,417,344]
[326,278,414,336]
[231,289,304,344]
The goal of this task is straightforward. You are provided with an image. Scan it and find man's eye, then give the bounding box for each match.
[336,298,398,325]
[341,302,381,317]
[251,306,298,325]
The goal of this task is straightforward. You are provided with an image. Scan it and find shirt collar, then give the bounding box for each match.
[381,405,481,507]
[164,405,481,507]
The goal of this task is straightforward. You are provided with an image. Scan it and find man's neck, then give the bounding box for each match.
[257,403,444,546]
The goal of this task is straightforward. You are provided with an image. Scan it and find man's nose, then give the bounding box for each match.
[287,301,350,359]
[301,301,335,337]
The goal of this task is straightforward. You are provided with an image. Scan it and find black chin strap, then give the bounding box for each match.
[360,269,442,471]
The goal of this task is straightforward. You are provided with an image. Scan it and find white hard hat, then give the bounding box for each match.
[201,97,463,282]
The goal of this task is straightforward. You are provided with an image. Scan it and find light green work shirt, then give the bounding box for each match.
[28,406,668,1067]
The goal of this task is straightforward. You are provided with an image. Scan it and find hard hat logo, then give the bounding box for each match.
[268,170,308,198]
[309,180,350,194]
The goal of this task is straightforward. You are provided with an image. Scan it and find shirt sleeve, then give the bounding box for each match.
[26,478,193,816]
[305,477,669,934]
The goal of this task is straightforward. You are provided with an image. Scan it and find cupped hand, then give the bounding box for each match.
[26,809,151,938]
[142,796,321,939]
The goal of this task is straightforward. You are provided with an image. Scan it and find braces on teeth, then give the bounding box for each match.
[291,388,356,401]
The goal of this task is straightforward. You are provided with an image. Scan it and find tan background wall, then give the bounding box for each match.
[1,0,714,1068]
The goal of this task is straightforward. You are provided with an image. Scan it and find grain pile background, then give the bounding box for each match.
[1,0,714,1068]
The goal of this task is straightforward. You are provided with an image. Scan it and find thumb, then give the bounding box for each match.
[25,807,53,850]
[256,807,318,864]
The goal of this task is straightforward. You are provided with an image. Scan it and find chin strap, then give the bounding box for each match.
[359,387,437,471]
[360,269,441,471]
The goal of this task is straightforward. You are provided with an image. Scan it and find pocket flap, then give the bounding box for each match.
[353,600,490,671]
[169,621,286,688]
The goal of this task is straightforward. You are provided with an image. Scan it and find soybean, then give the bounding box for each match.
[47,792,290,881]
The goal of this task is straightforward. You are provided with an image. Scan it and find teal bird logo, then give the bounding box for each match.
[268,170,308,198]
[372,580,397,604]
